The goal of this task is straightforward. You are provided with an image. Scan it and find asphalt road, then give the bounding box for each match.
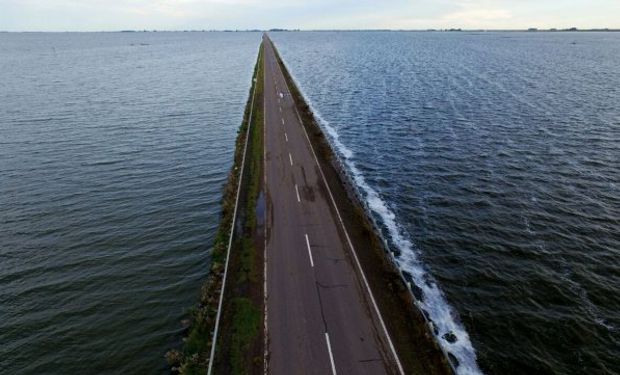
[263,34,402,375]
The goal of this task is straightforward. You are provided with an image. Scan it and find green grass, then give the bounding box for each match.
[244,59,264,233]
[230,298,261,375]
[237,238,255,285]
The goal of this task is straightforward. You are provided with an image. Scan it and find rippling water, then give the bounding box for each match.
[0,32,260,373]
[270,31,620,374]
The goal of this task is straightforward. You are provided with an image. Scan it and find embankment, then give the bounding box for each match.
[268,38,454,374]
[167,36,453,375]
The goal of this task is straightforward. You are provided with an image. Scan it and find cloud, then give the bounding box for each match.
[442,7,512,27]
[0,0,618,31]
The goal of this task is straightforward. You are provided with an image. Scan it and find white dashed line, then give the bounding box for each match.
[325,332,337,375]
[304,234,314,268]
[285,132,288,142]
[289,153,293,166]
[295,184,300,202]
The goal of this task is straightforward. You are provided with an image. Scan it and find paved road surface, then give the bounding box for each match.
[263,34,402,375]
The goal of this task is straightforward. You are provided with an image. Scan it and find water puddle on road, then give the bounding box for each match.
[255,190,265,228]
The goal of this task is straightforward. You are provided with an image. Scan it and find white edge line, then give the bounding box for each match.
[305,234,314,267]
[207,41,260,375]
[295,184,301,202]
[269,38,406,375]
[325,332,337,375]
[263,42,269,375]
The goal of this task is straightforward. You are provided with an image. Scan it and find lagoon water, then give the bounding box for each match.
[0,32,261,373]
[270,31,620,374]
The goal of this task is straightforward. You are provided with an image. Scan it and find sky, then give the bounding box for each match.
[1,0,619,32]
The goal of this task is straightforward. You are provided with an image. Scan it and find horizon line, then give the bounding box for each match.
[2,27,620,33]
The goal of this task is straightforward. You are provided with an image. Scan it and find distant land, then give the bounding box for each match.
[117,27,620,33]
[2,27,619,33]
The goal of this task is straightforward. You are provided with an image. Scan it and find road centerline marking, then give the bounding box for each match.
[289,153,293,166]
[325,332,337,375]
[295,184,300,202]
[305,234,314,268]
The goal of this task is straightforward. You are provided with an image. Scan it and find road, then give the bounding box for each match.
[262,34,402,375]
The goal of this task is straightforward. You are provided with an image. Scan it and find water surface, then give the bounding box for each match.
[0,31,260,373]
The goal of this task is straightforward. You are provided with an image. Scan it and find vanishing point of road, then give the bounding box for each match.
[263,34,403,375]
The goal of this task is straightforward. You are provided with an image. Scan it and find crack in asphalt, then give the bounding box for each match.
[317,281,349,289]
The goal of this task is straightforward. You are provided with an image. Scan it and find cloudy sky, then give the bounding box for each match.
[1,0,618,31]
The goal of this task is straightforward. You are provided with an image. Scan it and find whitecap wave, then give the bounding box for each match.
[283,62,483,375]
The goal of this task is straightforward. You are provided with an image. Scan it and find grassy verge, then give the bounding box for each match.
[166,42,265,375]
[267,37,453,374]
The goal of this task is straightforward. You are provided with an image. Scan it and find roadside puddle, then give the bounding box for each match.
[256,190,265,228]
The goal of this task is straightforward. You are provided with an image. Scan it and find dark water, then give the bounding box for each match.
[270,31,620,374]
[0,32,260,373]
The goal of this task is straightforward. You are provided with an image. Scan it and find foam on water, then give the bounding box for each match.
[282,62,482,374]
